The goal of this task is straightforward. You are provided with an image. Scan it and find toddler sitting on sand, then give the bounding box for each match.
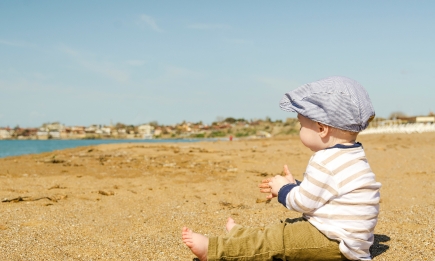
[182,76,381,261]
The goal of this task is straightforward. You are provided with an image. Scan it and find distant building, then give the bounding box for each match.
[45,122,64,131]
[101,127,111,136]
[68,126,86,139]
[85,126,97,133]
[163,126,174,134]
[71,126,85,133]
[154,129,162,137]
[36,129,49,140]
[49,130,61,139]
[397,116,435,123]
[0,128,11,139]
[138,124,154,139]
[416,116,435,123]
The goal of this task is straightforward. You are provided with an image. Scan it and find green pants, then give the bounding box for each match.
[207,217,348,261]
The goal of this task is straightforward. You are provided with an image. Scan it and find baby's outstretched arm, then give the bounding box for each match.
[258,165,296,199]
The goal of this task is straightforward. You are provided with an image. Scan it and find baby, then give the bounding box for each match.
[182,76,381,261]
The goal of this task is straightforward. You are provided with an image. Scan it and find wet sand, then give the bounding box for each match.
[1,133,434,260]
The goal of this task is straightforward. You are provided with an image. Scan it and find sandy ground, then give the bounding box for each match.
[1,133,434,260]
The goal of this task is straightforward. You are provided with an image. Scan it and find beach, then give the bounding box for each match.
[1,132,434,260]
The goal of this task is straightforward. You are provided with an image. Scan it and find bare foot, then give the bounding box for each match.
[182,227,209,261]
[226,217,236,232]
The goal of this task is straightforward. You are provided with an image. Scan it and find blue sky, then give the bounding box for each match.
[1,1,434,127]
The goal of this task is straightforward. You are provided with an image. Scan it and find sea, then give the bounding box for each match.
[0,139,208,158]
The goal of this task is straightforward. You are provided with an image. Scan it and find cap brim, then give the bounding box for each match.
[279,93,301,113]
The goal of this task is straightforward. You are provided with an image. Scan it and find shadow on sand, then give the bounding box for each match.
[370,234,390,258]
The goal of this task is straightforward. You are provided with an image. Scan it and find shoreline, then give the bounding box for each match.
[0,138,229,159]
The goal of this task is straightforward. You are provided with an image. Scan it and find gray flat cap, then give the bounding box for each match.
[279,76,375,132]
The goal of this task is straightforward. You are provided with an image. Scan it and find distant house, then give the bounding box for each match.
[69,126,86,139]
[45,122,64,132]
[71,126,85,134]
[161,126,174,134]
[85,126,97,133]
[49,130,61,139]
[36,128,49,140]
[27,128,38,138]
[138,124,154,139]
[0,128,11,139]
[101,127,111,136]
[416,116,435,123]
[184,123,193,132]
[37,122,64,139]
[154,128,162,137]
[397,116,435,123]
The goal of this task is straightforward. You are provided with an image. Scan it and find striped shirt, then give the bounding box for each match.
[278,143,381,260]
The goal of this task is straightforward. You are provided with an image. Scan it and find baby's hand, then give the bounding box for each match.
[258,165,296,200]
[268,175,292,198]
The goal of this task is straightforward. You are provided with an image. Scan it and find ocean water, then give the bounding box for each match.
[0,139,205,158]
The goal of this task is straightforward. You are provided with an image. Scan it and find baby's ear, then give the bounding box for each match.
[317,122,329,138]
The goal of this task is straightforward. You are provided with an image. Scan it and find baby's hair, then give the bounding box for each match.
[338,128,359,137]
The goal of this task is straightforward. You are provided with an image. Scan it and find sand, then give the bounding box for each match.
[1,133,434,260]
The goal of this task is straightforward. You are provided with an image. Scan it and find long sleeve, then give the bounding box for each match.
[278,145,381,260]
